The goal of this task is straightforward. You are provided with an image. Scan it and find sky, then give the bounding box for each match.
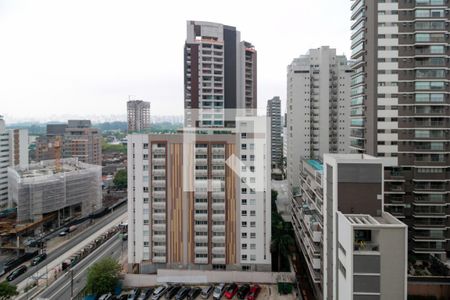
[0,0,351,123]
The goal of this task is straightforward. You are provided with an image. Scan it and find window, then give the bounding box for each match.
[241,255,247,261]
[250,233,256,239]
[242,243,247,250]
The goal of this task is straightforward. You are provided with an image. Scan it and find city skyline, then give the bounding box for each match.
[0,0,351,121]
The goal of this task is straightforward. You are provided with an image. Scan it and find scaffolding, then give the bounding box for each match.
[8,158,102,223]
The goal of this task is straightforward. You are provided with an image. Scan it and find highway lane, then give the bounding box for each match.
[10,204,126,286]
[37,234,124,300]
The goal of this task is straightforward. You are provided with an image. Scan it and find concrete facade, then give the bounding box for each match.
[127,100,151,133]
[287,46,351,201]
[350,0,450,260]
[127,125,271,273]
[267,96,283,168]
[0,117,29,209]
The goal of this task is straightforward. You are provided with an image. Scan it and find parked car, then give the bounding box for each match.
[98,293,113,300]
[175,287,191,300]
[187,287,201,300]
[212,283,226,300]
[200,285,214,299]
[237,284,250,300]
[224,283,238,299]
[165,285,181,299]
[246,285,261,300]
[31,253,47,266]
[138,288,154,300]
[151,286,168,300]
[128,288,142,300]
[7,265,27,281]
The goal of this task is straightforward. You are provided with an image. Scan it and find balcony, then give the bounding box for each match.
[152,191,166,198]
[212,202,225,211]
[211,247,225,255]
[194,213,208,222]
[152,180,166,188]
[354,242,379,253]
[152,224,166,231]
[194,235,208,243]
[153,213,166,221]
[194,202,208,210]
[212,225,225,232]
[152,256,166,263]
[212,257,226,265]
[152,245,166,253]
[194,224,208,232]
[152,169,165,176]
[152,235,166,243]
[194,246,208,254]
[212,236,225,243]
[194,257,209,264]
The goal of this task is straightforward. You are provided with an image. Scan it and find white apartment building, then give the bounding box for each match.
[0,117,28,209]
[292,154,407,300]
[287,46,351,200]
[127,119,271,273]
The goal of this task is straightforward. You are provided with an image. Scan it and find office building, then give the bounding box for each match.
[36,120,102,166]
[287,46,351,200]
[0,117,29,209]
[267,96,283,167]
[127,100,151,133]
[350,0,450,259]
[127,121,271,273]
[291,154,407,300]
[8,158,102,223]
[184,21,257,128]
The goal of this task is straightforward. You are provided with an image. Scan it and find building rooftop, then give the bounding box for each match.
[12,158,97,179]
[306,159,323,173]
[344,212,406,227]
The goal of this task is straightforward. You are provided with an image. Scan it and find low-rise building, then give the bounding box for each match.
[8,158,102,223]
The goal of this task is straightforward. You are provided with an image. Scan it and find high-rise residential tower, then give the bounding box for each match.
[292,154,407,300]
[287,46,351,200]
[267,96,283,167]
[63,120,102,166]
[184,21,257,128]
[0,116,29,209]
[350,0,450,260]
[127,100,151,133]
[127,122,272,273]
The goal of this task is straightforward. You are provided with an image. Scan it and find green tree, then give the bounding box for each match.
[113,169,127,189]
[0,282,18,300]
[86,257,121,295]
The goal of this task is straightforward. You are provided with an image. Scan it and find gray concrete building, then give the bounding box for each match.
[127,100,151,133]
[287,46,351,200]
[267,96,282,167]
[350,0,450,260]
[291,154,407,300]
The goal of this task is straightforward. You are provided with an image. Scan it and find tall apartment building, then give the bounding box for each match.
[184,21,257,128]
[127,125,271,273]
[36,121,102,166]
[350,0,450,260]
[127,100,151,133]
[287,46,351,200]
[0,117,29,209]
[291,154,407,300]
[267,96,283,167]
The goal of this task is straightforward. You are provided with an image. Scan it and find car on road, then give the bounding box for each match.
[151,285,168,300]
[237,284,250,299]
[175,287,191,300]
[224,283,238,299]
[138,288,154,300]
[187,287,201,300]
[128,288,142,300]
[59,230,67,236]
[212,283,226,300]
[200,285,214,299]
[98,293,113,300]
[165,285,181,299]
[246,285,261,300]
[31,253,47,266]
[6,265,27,281]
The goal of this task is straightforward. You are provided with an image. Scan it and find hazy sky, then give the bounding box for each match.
[0,0,351,123]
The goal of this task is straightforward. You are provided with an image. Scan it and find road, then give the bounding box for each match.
[36,234,124,300]
[11,205,126,287]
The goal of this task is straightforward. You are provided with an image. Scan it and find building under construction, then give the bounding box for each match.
[8,158,102,224]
